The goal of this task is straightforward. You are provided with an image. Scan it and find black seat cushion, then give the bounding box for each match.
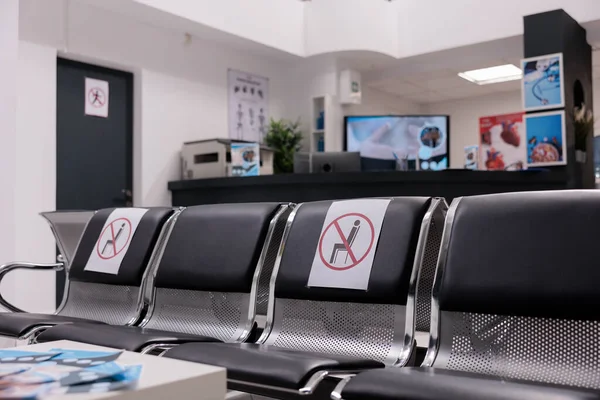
[37,323,221,352]
[154,203,281,293]
[164,342,384,390]
[274,198,431,305]
[69,207,174,287]
[340,368,600,400]
[440,191,600,320]
[0,313,107,337]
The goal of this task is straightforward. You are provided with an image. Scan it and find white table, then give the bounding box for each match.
[5,340,226,400]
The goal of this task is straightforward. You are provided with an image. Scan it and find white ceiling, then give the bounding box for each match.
[367,62,523,104]
[361,42,600,105]
[33,1,600,107]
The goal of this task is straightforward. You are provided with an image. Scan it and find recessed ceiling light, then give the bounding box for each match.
[458,64,523,85]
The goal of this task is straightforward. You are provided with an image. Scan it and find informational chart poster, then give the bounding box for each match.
[85,77,109,118]
[479,112,526,171]
[228,69,269,143]
[521,53,564,112]
[524,110,567,167]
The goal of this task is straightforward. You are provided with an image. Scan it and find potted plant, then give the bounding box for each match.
[264,118,304,174]
[573,103,595,163]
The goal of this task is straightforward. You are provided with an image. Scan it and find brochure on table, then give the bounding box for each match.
[0,348,141,399]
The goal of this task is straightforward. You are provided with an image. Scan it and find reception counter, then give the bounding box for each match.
[168,170,570,206]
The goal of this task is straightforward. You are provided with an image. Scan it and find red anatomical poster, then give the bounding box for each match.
[479,112,527,171]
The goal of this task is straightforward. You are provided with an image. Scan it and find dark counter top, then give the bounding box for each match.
[169,170,565,190]
[169,170,569,206]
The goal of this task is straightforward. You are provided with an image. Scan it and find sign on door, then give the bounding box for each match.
[85,77,109,118]
[307,199,390,290]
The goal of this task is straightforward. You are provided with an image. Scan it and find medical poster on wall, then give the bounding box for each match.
[521,53,565,112]
[525,110,567,167]
[228,69,269,143]
[479,112,526,171]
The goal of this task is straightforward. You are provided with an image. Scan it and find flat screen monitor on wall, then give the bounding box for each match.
[345,115,450,171]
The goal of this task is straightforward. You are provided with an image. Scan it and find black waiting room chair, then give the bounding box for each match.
[333,191,600,400]
[37,203,291,353]
[163,197,447,397]
[0,207,174,342]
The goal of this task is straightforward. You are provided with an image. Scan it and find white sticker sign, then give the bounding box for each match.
[307,199,391,290]
[84,208,149,275]
[85,77,109,118]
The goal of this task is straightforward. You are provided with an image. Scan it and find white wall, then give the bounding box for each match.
[129,0,600,60]
[20,0,297,208]
[343,86,422,116]
[0,0,19,309]
[10,41,57,313]
[133,0,305,56]
[19,0,421,210]
[139,67,289,205]
[305,0,398,57]
[424,91,522,168]
[14,0,301,310]
[397,0,600,58]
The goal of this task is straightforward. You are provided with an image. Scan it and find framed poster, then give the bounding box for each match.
[524,110,567,167]
[521,53,564,112]
[479,112,526,171]
[228,69,269,143]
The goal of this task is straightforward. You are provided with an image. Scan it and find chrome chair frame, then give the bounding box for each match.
[134,204,293,354]
[331,197,450,400]
[0,208,182,343]
[334,193,600,399]
[0,210,97,315]
[421,197,458,368]
[241,197,448,396]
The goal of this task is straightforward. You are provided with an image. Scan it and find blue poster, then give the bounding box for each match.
[230,142,260,177]
[521,53,564,111]
[525,111,566,167]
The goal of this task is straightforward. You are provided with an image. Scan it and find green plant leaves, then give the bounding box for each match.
[264,118,304,174]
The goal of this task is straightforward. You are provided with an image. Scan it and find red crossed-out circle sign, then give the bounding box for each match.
[88,87,106,108]
[96,218,132,260]
[318,213,375,271]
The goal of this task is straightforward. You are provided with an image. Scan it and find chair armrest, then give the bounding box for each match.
[0,262,64,313]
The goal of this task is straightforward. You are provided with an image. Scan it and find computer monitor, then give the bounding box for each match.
[294,152,361,174]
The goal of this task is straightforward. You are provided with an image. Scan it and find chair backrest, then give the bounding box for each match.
[426,190,600,390]
[141,202,290,343]
[40,211,95,267]
[56,207,175,326]
[262,197,446,366]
